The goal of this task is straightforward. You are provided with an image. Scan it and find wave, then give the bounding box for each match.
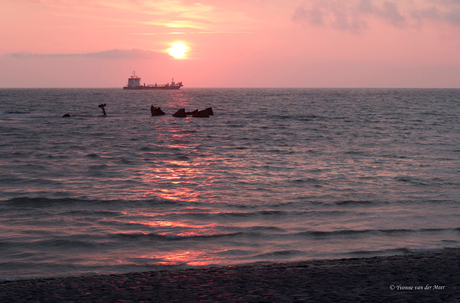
[290,177,321,184]
[2,197,89,208]
[64,210,122,217]
[180,209,348,222]
[394,176,457,187]
[0,111,57,119]
[111,231,242,241]
[215,249,257,256]
[395,176,428,186]
[346,247,413,256]
[250,250,304,259]
[107,227,456,243]
[0,196,185,208]
[335,200,380,206]
[247,226,285,232]
[333,199,458,207]
[297,228,458,239]
[85,153,100,158]
[345,247,458,258]
[178,211,286,220]
[33,239,101,249]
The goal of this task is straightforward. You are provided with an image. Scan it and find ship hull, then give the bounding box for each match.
[123,86,182,90]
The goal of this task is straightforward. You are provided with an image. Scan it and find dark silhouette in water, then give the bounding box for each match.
[204,107,214,115]
[192,107,214,118]
[98,104,107,116]
[192,110,209,118]
[62,114,71,118]
[185,109,199,116]
[173,107,214,118]
[172,108,187,117]
[151,106,165,116]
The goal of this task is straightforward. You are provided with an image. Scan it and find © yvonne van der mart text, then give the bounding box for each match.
[389,285,446,291]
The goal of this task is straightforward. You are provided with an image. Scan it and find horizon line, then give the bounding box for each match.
[1,86,460,90]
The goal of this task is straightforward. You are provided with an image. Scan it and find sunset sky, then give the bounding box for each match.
[1,0,460,88]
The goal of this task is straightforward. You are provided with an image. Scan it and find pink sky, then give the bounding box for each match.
[1,0,460,88]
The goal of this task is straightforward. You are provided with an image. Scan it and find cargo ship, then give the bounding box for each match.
[123,72,183,90]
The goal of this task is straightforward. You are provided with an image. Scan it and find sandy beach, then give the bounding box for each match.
[1,249,459,302]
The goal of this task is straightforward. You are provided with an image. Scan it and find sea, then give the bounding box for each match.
[0,87,459,280]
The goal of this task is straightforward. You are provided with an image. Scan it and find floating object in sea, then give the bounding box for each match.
[192,110,210,118]
[151,106,165,116]
[185,109,199,116]
[173,107,214,118]
[172,108,186,117]
[62,113,71,118]
[204,107,214,115]
[98,104,107,116]
[192,107,214,118]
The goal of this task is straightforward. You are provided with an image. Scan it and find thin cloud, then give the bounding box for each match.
[7,49,169,59]
[292,6,325,27]
[378,2,406,28]
[15,0,252,33]
[291,1,370,34]
[413,4,460,27]
[446,8,460,26]
[292,0,460,33]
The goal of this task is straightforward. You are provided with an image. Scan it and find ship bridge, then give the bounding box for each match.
[127,71,141,88]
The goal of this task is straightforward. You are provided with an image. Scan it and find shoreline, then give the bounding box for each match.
[1,249,459,302]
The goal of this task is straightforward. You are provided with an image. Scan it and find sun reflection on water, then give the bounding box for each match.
[133,219,217,236]
[139,155,214,202]
[145,249,227,266]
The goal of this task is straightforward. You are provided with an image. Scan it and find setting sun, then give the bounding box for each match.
[167,42,189,59]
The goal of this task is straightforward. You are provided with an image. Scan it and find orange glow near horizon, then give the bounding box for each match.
[167,42,189,59]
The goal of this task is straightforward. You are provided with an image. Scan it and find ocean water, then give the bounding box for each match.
[0,87,459,280]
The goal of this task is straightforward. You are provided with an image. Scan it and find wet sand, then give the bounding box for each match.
[1,249,459,302]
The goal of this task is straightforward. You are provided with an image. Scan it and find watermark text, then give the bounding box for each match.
[389,284,446,291]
